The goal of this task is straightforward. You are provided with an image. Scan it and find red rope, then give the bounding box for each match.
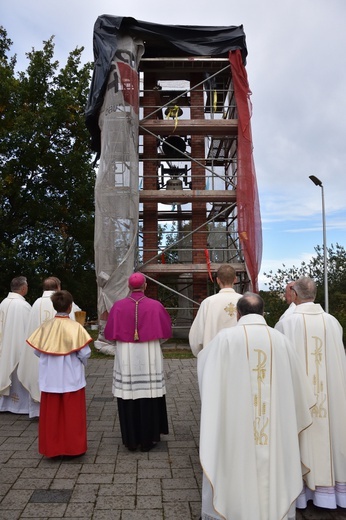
[204,249,213,282]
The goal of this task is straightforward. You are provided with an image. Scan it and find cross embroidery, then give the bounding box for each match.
[224,302,236,317]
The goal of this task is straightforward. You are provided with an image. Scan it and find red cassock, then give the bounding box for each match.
[39,389,87,457]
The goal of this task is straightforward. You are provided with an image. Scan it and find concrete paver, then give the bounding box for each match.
[0,357,345,519]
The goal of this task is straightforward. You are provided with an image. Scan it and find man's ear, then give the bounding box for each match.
[20,285,28,296]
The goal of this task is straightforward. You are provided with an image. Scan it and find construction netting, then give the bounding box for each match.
[229,50,262,292]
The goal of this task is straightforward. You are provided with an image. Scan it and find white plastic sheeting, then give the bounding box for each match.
[95,35,144,316]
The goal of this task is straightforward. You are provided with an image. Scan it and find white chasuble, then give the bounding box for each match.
[246,325,271,520]
[0,293,39,417]
[198,314,314,520]
[0,293,31,395]
[189,289,242,356]
[276,303,346,497]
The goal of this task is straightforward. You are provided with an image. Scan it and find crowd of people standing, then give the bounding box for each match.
[0,267,345,520]
[191,268,346,519]
[0,276,90,457]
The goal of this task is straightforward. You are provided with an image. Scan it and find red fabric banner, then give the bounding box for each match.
[229,50,262,292]
[204,249,213,283]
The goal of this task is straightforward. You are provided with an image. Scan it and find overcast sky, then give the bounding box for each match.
[2,0,346,289]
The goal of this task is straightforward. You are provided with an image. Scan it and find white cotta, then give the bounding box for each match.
[112,340,166,400]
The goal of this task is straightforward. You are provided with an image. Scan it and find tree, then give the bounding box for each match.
[261,243,346,337]
[0,27,96,318]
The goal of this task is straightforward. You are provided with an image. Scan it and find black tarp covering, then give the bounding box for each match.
[85,15,248,153]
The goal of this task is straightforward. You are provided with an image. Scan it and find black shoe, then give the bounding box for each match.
[127,445,137,452]
[140,442,156,452]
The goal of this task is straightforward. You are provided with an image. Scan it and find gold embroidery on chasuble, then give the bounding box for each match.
[310,335,328,420]
[304,314,333,484]
[244,326,272,447]
[224,302,236,317]
[302,315,328,421]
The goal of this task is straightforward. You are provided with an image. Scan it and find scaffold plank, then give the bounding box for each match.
[139,190,236,203]
[140,263,246,274]
[139,118,238,136]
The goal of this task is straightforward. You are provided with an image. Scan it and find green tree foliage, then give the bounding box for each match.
[0,27,96,318]
[261,243,346,337]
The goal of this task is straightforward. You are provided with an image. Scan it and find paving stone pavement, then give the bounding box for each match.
[1,356,346,519]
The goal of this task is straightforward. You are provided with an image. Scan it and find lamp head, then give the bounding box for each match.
[309,175,323,187]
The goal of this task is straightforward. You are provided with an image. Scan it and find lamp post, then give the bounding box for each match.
[309,175,329,313]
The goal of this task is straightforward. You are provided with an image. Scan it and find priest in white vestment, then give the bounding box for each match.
[17,276,81,407]
[0,276,39,417]
[198,292,315,520]
[275,276,346,510]
[278,281,297,321]
[189,264,242,356]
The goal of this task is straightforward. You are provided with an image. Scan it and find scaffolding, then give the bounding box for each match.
[86,17,262,338]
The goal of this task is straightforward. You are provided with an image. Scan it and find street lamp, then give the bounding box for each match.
[309,175,329,313]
